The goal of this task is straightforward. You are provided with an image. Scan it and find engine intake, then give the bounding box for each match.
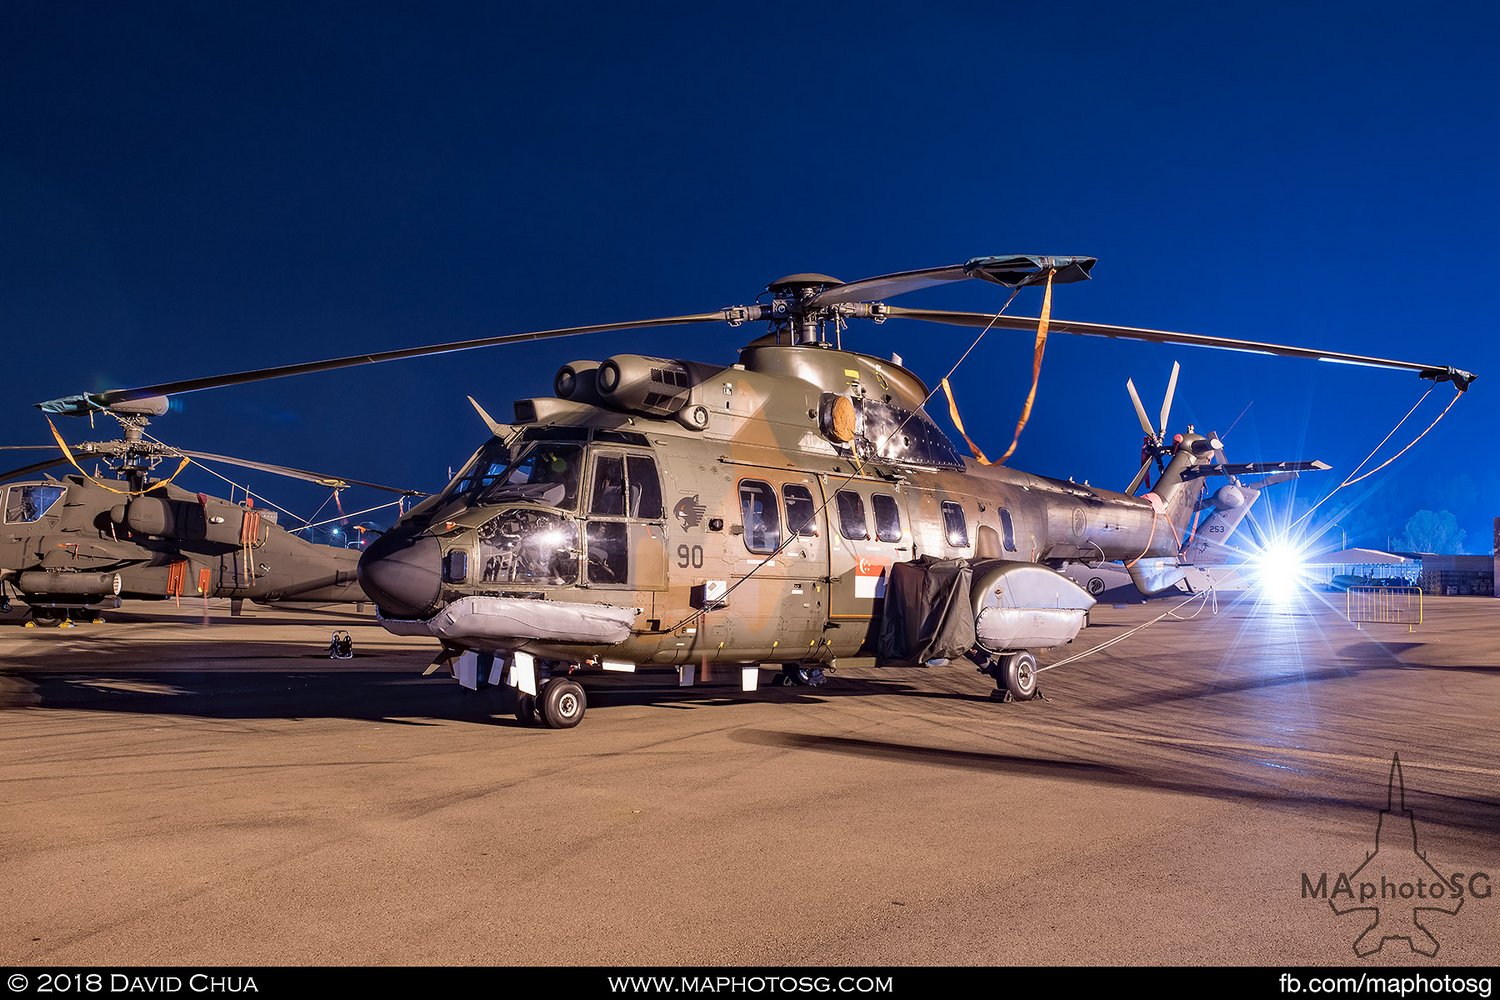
[596,354,694,417]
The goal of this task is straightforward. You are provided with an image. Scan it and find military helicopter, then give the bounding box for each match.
[1063,444,1326,599]
[33,254,1474,721]
[0,399,421,625]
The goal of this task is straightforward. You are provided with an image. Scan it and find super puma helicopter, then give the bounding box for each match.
[0,401,421,625]
[35,254,1474,725]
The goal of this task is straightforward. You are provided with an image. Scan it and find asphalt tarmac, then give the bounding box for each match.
[2,591,1496,966]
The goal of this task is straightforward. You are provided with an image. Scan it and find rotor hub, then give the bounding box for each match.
[765,274,844,345]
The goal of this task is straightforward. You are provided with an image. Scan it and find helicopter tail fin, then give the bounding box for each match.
[1181,485,1261,566]
[1126,434,1215,595]
[1145,433,1214,538]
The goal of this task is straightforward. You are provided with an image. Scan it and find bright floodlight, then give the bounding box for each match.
[1255,542,1307,603]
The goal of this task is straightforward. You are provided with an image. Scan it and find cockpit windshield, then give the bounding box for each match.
[3,483,65,524]
[448,440,584,509]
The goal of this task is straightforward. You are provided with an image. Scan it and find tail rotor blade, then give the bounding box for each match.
[1126,379,1155,440]
[1125,458,1154,495]
[1159,361,1180,437]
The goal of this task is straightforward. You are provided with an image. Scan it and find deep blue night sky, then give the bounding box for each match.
[3,3,1496,552]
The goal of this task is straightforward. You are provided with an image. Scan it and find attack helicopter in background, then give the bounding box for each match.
[32,254,1474,721]
[0,399,421,625]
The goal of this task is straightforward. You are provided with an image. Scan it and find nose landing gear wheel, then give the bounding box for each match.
[540,678,587,729]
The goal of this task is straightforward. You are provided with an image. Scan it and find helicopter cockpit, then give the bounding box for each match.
[3,483,65,525]
[414,425,665,593]
[450,438,581,510]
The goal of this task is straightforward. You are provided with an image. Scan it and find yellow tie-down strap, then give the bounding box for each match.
[940,268,1056,467]
[48,418,190,495]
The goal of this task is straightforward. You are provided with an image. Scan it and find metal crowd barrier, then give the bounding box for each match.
[1345,586,1423,632]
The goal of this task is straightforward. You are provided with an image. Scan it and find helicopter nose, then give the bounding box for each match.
[357,531,442,618]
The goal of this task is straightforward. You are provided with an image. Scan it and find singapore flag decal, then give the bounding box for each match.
[854,556,887,599]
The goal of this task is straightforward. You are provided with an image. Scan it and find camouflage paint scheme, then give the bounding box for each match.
[369,339,1210,668]
[0,473,363,615]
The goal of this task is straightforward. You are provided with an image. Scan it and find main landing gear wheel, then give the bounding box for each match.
[514,692,540,725]
[774,665,827,687]
[996,650,1040,702]
[540,678,587,729]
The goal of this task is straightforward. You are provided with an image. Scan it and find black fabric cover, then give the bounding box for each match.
[874,556,976,667]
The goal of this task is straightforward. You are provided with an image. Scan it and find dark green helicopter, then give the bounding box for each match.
[0,402,420,625]
[34,255,1474,720]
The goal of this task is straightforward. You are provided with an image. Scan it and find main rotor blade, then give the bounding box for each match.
[1159,361,1180,437]
[883,308,1477,389]
[36,312,730,415]
[180,450,425,496]
[805,254,1096,309]
[0,457,69,482]
[1125,379,1156,439]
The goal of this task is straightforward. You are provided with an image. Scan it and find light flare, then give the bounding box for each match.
[1254,540,1312,603]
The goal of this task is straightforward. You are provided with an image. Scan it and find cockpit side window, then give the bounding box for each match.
[4,484,64,524]
[626,455,664,519]
[590,454,627,516]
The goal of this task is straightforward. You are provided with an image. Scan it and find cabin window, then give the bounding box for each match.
[835,490,869,541]
[999,507,1017,552]
[626,455,664,519]
[941,500,970,548]
[872,493,903,543]
[739,480,781,554]
[783,484,818,537]
[3,484,64,524]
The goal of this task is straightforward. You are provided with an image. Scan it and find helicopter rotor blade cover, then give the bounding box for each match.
[803,254,1096,308]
